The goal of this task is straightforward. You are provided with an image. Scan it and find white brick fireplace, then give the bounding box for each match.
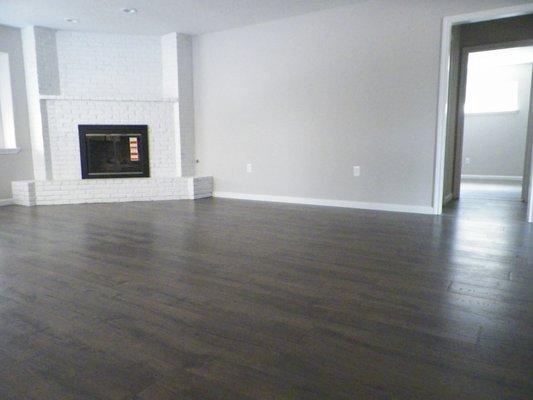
[13,27,212,206]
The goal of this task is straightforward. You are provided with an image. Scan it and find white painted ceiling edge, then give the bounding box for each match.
[0,0,366,35]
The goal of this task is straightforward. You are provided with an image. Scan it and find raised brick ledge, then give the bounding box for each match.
[39,95,179,103]
[11,176,213,206]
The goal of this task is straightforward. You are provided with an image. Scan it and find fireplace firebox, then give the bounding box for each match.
[78,125,149,179]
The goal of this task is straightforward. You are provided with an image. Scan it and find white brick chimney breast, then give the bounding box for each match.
[13,27,211,205]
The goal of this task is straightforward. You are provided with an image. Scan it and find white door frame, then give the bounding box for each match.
[524,94,533,223]
[529,152,533,222]
[432,3,533,220]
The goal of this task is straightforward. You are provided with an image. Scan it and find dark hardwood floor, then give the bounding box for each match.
[0,193,531,399]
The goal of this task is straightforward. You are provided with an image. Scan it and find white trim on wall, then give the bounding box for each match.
[529,143,533,222]
[433,3,533,217]
[461,174,523,181]
[0,198,13,206]
[214,192,434,215]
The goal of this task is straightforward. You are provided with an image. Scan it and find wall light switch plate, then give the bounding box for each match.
[353,166,360,177]
[246,163,253,173]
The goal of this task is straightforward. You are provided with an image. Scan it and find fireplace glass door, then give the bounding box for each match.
[79,125,149,179]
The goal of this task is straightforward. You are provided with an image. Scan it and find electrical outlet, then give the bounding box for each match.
[353,166,360,177]
[465,157,471,165]
[246,163,253,173]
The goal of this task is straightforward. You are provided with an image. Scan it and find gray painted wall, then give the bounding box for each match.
[0,24,33,199]
[193,0,527,208]
[462,63,532,177]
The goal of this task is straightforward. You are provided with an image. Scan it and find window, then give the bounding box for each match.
[0,51,17,149]
[464,79,519,114]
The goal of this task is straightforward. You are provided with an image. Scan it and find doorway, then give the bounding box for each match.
[445,45,533,221]
[434,9,533,222]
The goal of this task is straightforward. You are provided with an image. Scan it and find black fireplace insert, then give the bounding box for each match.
[79,125,150,179]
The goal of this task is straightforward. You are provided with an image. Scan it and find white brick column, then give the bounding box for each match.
[161,33,195,177]
[21,26,60,180]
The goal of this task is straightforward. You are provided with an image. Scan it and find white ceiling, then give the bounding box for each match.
[0,0,363,35]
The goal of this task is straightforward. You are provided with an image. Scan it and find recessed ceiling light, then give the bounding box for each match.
[65,18,79,23]
[122,8,138,14]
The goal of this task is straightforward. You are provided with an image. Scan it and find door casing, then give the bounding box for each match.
[433,3,533,222]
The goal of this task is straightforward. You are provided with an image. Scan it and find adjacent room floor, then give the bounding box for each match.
[444,179,528,222]
[0,197,531,399]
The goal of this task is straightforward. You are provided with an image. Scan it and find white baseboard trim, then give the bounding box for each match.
[0,198,13,206]
[213,192,434,215]
[461,174,522,182]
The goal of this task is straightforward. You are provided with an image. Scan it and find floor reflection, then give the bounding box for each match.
[438,180,531,365]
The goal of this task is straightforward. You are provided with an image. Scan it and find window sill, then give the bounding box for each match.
[0,147,21,155]
[465,110,519,116]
